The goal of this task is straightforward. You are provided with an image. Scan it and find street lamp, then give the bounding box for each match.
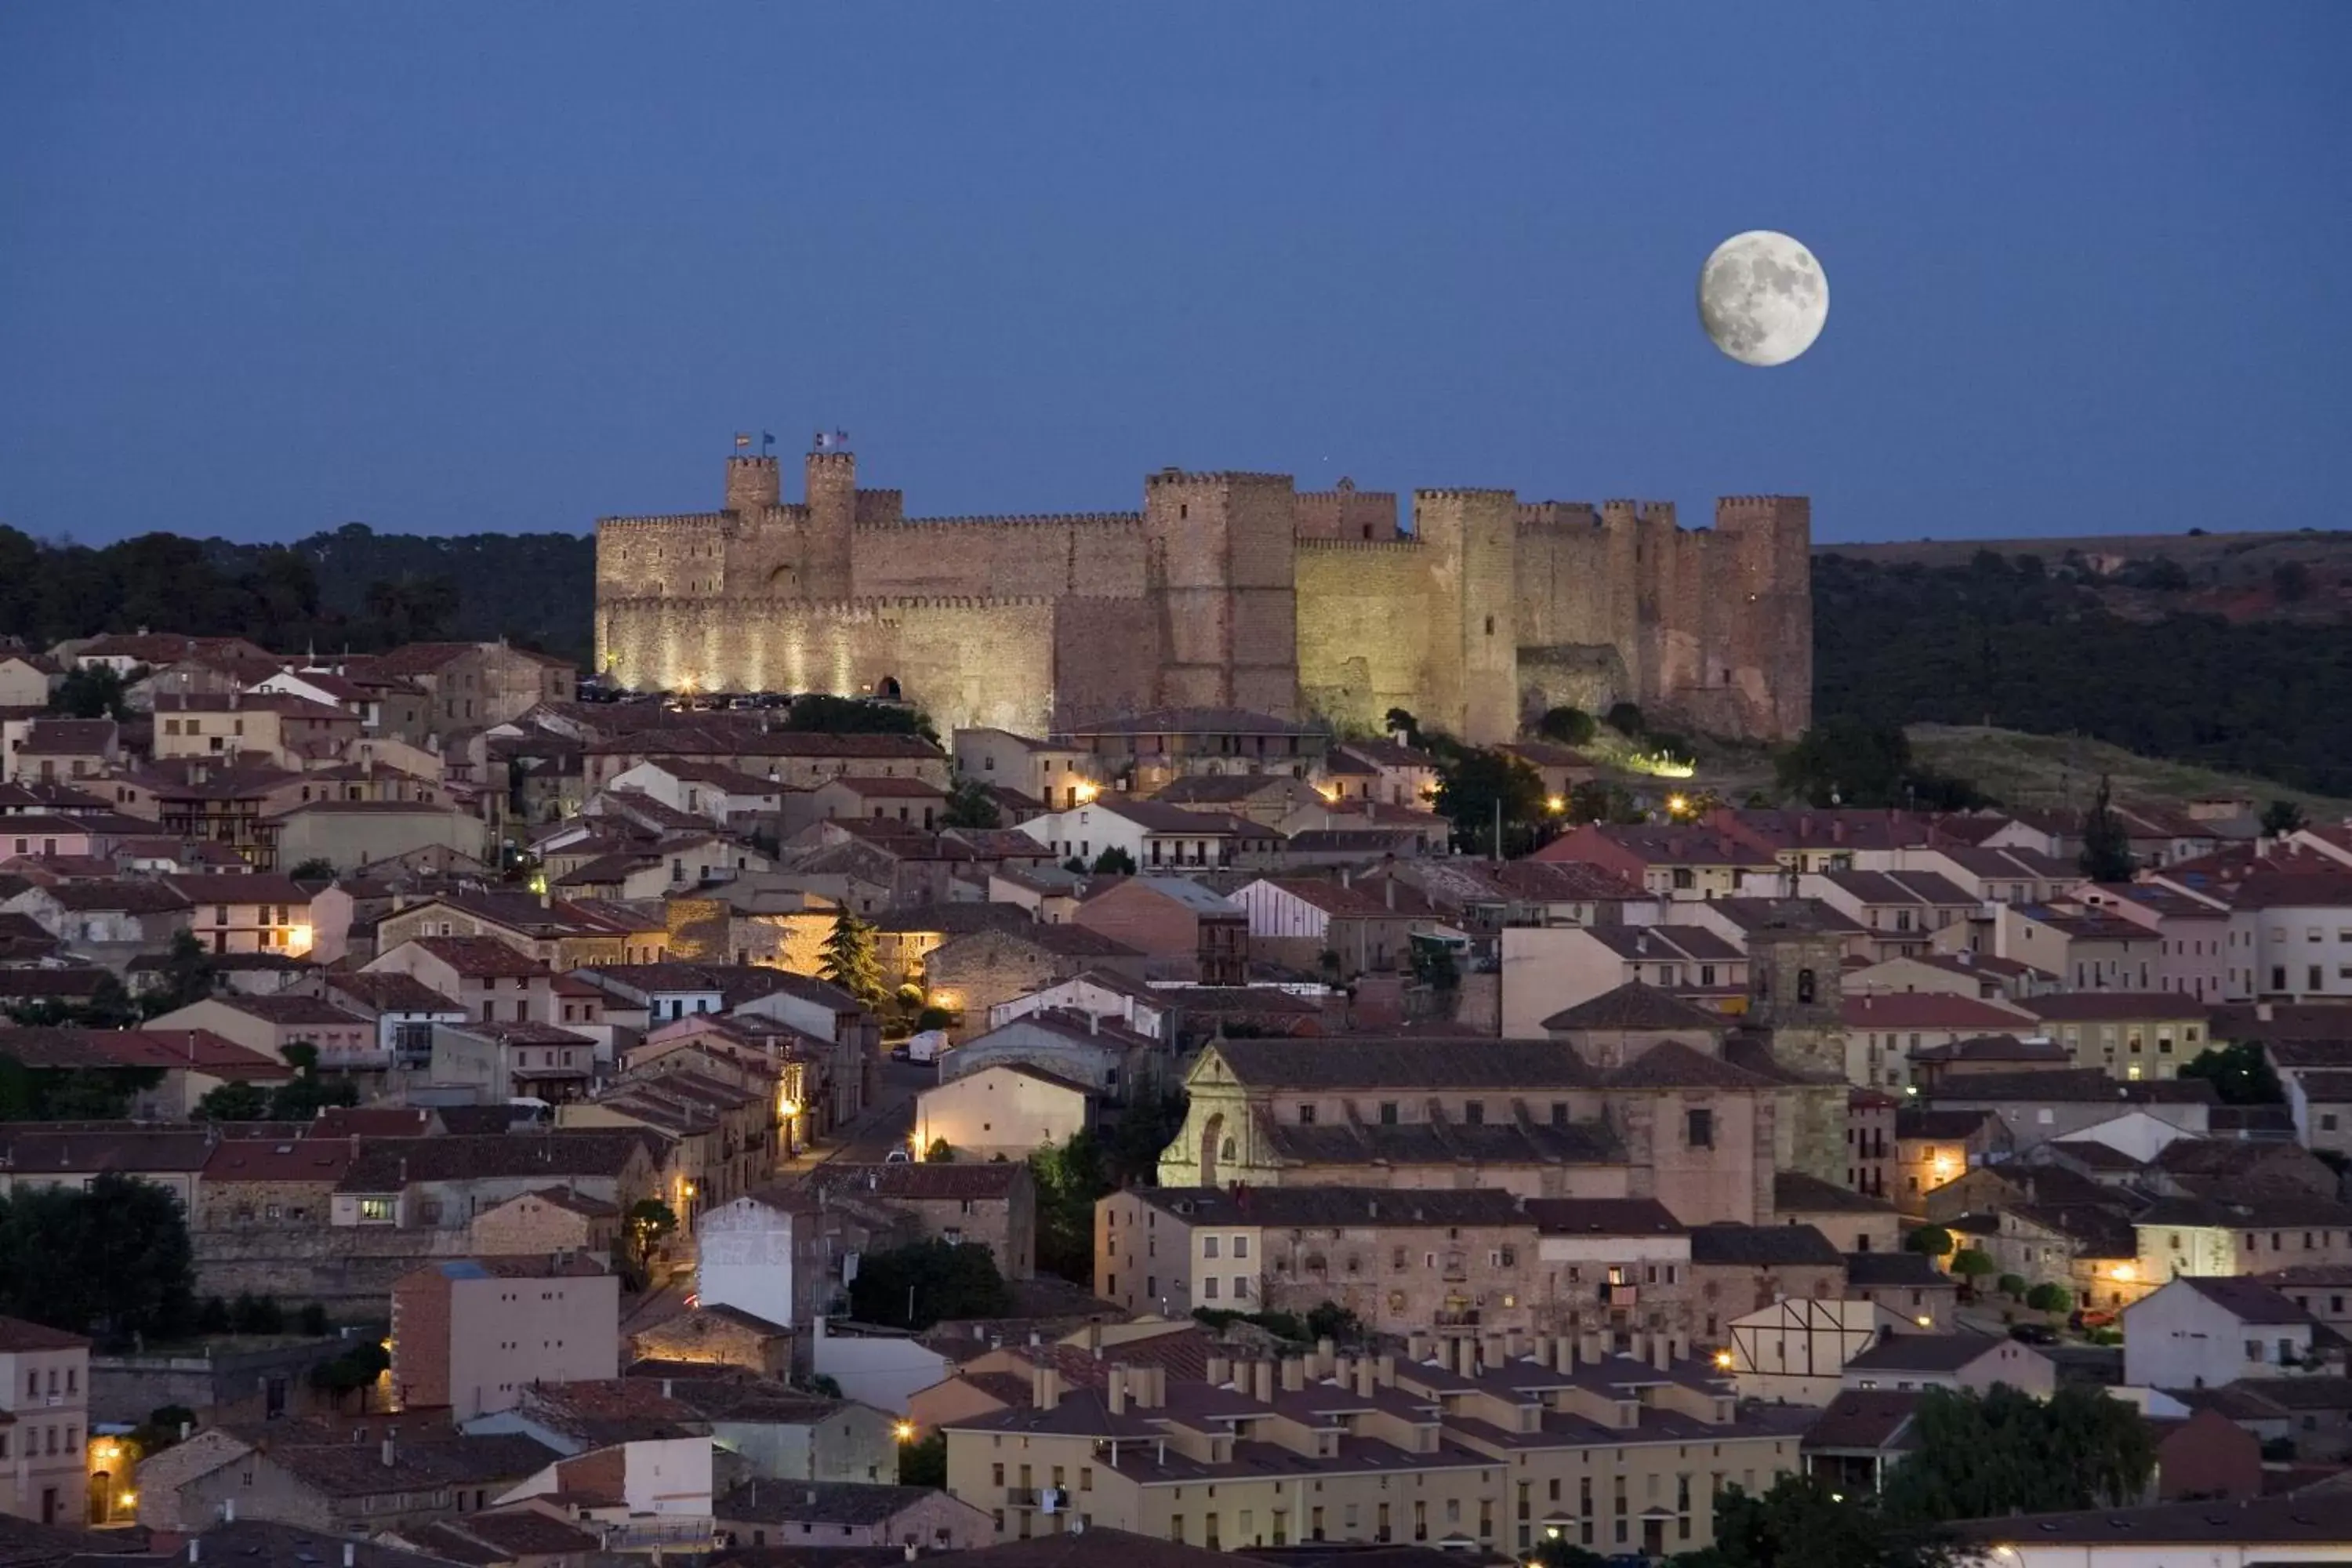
[895,1421,916,1443]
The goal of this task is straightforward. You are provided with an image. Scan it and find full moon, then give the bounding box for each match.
[1698,230,1828,367]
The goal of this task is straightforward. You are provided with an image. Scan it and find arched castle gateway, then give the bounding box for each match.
[594,445,1812,743]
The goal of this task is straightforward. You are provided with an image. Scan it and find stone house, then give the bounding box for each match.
[1149,771,1324,829]
[1773,1171,1902,1257]
[0,651,56,710]
[1097,1184,1540,1336]
[1070,876,1248,984]
[196,1137,358,1233]
[390,1257,620,1418]
[365,935,558,1026]
[1530,822,1778,902]
[0,716,118,785]
[800,1162,1038,1280]
[430,1020,599,1104]
[950,728,1102,812]
[923,924,1148,1024]
[468,1186,620,1264]
[866,902,1040,993]
[1845,1252,1961,1331]
[372,887,666,972]
[356,641,577,731]
[1840,1332,2058,1397]
[152,1427,562,1536]
[1526,1197,1698,1351]
[1501,924,1749,1036]
[695,1186,897,1334]
[2132,1192,2352,1286]
[151,692,360,771]
[0,1316,91,1527]
[560,1069,770,1224]
[1841,992,2039,1092]
[1893,1107,2013,1206]
[938,1009,1164,1101]
[630,1305,797,1379]
[304,969,471,1070]
[3,877,191,958]
[915,1064,1096,1163]
[160,872,320,957]
[1690,1225,1848,1345]
[1229,876,1439,979]
[267,800,490,878]
[0,1123,215,1210]
[607,757,787,829]
[1015,798,1276,873]
[653,1377,899,1484]
[800,775,950,833]
[329,1131,663,1233]
[713,1479,993,1553]
[2020,990,2214,1081]
[145,993,378,1073]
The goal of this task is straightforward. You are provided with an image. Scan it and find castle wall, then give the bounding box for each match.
[850,516,1146,600]
[594,455,1815,743]
[1294,541,1434,734]
[597,596,1064,735]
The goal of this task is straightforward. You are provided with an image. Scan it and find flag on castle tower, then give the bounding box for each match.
[760,431,776,452]
[814,429,850,451]
[733,432,751,449]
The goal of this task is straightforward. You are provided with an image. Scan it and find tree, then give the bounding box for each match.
[142,930,220,1014]
[1567,779,1644,826]
[286,858,337,881]
[1529,1541,1609,1568]
[49,664,132,720]
[1948,1248,1995,1289]
[1305,1302,1366,1344]
[1879,1385,2154,1523]
[1091,847,1137,875]
[623,1200,678,1283]
[1537,706,1597,747]
[942,774,1001,830]
[298,1303,331,1337]
[1604,702,1645,736]
[193,1081,274,1121]
[1701,1472,1961,1568]
[231,1293,285,1334]
[2263,799,2310,837]
[925,1138,956,1163]
[1030,1131,1112,1283]
[1383,708,1421,744]
[2026,1282,2072,1314]
[0,1171,194,1339]
[1433,746,1546,855]
[818,910,884,1007]
[310,1338,391,1410]
[1103,1090,1186,1189]
[848,1240,1012,1329]
[2078,774,2135,881]
[2180,1040,2284,1105]
[898,1430,947,1487]
[1775,716,1913,808]
[1906,1225,1954,1258]
[1996,1273,2029,1301]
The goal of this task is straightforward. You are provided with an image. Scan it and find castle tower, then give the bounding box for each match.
[724,455,782,514]
[1412,488,1519,745]
[1744,916,1849,1183]
[803,448,858,601]
[1715,495,1814,736]
[1141,470,1299,717]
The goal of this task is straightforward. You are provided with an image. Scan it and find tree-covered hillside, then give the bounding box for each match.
[1814,550,2352,797]
[0,523,593,663]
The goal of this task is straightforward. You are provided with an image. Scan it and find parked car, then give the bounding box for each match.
[2009,1322,2061,1345]
[884,1148,913,1164]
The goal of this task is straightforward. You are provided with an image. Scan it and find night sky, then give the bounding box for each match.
[2,5,2345,545]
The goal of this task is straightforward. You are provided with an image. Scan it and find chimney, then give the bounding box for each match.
[1206,1354,1231,1387]
[1088,1011,1098,1036]
[1280,1357,1305,1393]
[1555,1334,1574,1374]
[1385,878,1396,911]
[343,1547,355,1568]
[188,1544,201,1565]
[1087,1323,1103,1359]
[808,1490,818,1507]
[224,1498,236,1523]
[1252,1359,1274,1404]
[381,1436,395,1467]
[662,1378,673,1399]
[1651,1334,1671,1372]
[1341,867,1352,889]
[1107,1365,1128,1415]
[1355,1356,1376,1399]
[1031,1365,1062,1410]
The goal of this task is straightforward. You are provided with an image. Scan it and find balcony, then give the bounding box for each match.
[1602,1283,1639,1308]
[1435,1310,1481,1328]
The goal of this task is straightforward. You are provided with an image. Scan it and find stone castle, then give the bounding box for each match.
[593,446,1812,743]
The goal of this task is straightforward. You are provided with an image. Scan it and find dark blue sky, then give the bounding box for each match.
[2,5,2345,546]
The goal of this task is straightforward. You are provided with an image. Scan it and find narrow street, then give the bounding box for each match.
[775,1056,931,1177]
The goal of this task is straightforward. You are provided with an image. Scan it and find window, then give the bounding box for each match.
[1232,1236,1250,1260]
[1203,1236,1220,1259]
[1465,1100,1485,1126]
[1379,1102,1399,1125]
[1796,967,1817,1004]
[1686,1109,1714,1149]
[1297,1103,1316,1125]
[359,1197,394,1222]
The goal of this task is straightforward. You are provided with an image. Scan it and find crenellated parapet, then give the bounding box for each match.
[855,512,1144,532]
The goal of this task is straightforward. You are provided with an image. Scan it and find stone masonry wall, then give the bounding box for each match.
[1294,542,1432,734]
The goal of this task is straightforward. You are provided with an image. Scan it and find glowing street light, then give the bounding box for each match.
[895,1421,917,1443]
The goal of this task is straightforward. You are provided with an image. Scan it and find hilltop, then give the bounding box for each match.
[1903,724,2352,822]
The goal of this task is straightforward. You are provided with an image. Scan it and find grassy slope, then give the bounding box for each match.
[1904,724,2352,822]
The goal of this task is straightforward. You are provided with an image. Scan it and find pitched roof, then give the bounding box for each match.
[1686,1222,1842,1267]
[1927,1069,2219,1105]
[393,935,549,978]
[1842,993,2036,1030]
[1127,1185,1524,1229]
[1842,1330,2012,1373]
[1602,1039,1777,1091]
[2024,991,2214,1022]
[201,1138,358,1182]
[2174,1276,2315,1326]
[1802,1388,1925,1452]
[715,1480,946,1526]
[799,1162,1029,1203]
[1541,981,1730,1034]
[1522,1198,1686,1236]
[1775,1171,1897,1214]
[337,1131,661,1191]
[1843,1251,1951,1288]
[1204,1036,1595,1091]
[0,1315,90,1352]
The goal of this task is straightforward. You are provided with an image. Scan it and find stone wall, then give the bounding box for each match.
[191,1227,474,1315]
[851,516,1148,600]
[1294,541,1432,735]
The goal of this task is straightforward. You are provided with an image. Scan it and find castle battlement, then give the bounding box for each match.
[1144,469,1294,488]
[856,512,1144,532]
[1294,537,1427,554]
[1414,487,1518,501]
[597,511,743,530]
